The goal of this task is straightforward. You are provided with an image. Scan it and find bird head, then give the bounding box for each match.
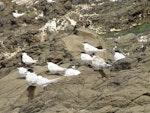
[114,50,120,53]
[22,52,27,56]
[17,67,23,70]
[47,58,52,62]
[83,42,88,45]
[47,62,51,65]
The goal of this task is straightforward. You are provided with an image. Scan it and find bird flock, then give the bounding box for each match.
[81,42,110,70]
[17,42,126,90]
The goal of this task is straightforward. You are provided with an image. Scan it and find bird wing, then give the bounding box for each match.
[64,69,80,76]
[26,73,37,85]
[38,77,60,88]
[23,54,34,62]
[47,78,60,84]
[30,73,38,82]
[85,44,98,51]
[81,54,93,61]
[114,52,125,61]
[48,62,65,71]
[92,56,106,69]
[18,67,26,73]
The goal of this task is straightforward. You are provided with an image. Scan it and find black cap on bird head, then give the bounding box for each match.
[115,50,120,52]
[83,42,88,44]
[92,53,96,56]
[81,52,85,54]
[47,58,52,62]
[27,69,34,73]
[96,45,103,49]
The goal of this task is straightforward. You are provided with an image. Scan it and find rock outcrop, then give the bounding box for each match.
[0,0,150,113]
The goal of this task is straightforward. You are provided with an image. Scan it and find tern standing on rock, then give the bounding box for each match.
[25,69,38,86]
[91,55,111,78]
[64,65,81,76]
[47,62,66,75]
[91,55,111,70]
[22,52,38,65]
[83,42,106,54]
[114,51,125,61]
[36,75,60,88]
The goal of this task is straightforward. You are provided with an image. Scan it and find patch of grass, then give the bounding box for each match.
[0,0,11,2]
[127,23,150,33]
[102,23,150,37]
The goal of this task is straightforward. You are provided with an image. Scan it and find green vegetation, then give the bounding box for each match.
[0,0,11,2]
[102,23,150,37]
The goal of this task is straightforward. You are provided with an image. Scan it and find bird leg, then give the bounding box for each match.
[27,86,36,102]
[99,69,107,78]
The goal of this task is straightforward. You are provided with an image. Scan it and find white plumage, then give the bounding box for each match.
[47,62,66,75]
[91,55,111,70]
[25,71,38,86]
[12,10,25,18]
[80,52,93,64]
[17,67,28,78]
[64,68,81,76]
[83,42,106,54]
[110,0,118,2]
[47,0,55,3]
[0,2,4,6]
[36,75,60,88]
[22,52,38,65]
[114,52,125,61]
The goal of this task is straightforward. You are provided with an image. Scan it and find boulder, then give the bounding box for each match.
[116,33,139,52]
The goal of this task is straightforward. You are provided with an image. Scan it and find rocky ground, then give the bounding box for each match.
[0,0,150,113]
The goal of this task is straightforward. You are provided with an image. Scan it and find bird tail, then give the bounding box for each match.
[98,49,106,52]
[33,60,38,63]
[106,64,111,67]
[64,68,67,71]
[48,78,60,84]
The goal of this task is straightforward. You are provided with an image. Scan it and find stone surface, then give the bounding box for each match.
[0,0,150,113]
